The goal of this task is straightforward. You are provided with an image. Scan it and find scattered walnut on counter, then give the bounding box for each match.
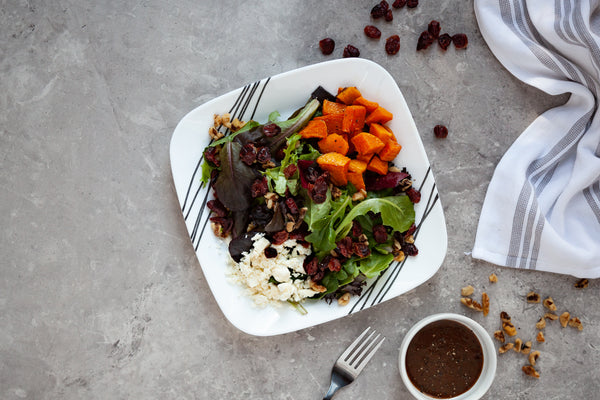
[522,365,540,378]
[568,317,583,331]
[528,350,541,366]
[500,311,511,323]
[494,330,506,343]
[489,273,498,283]
[461,297,483,312]
[535,317,546,330]
[482,292,490,316]
[526,291,541,303]
[461,285,474,296]
[521,341,532,354]
[536,331,545,343]
[503,321,517,336]
[499,343,514,354]
[542,297,557,311]
[544,312,558,321]
[513,338,523,353]
[574,278,589,289]
[560,311,570,328]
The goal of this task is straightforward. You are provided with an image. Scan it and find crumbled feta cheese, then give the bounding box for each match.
[228,233,318,306]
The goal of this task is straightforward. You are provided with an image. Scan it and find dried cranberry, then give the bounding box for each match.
[452,33,468,49]
[257,146,271,163]
[392,0,406,7]
[385,35,401,55]
[417,31,435,50]
[319,38,335,55]
[283,164,297,179]
[407,0,418,7]
[336,236,354,258]
[327,257,342,272]
[351,220,363,238]
[304,256,319,275]
[406,187,421,203]
[311,175,328,203]
[262,123,281,137]
[371,4,385,18]
[207,198,228,217]
[380,0,390,11]
[428,20,441,38]
[385,9,393,21]
[204,146,220,167]
[264,246,278,259]
[239,143,257,165]
[250,177,268,198]
[353,242,371,258]
[434,124,448,138]
[304,165,319,184]
[364,25,382,39]
[285,197,299,215]
[271,230,289,245]
[403,242,419,256]
[343,45,360,58]
[372,225,388,243]
[438,33,452,51]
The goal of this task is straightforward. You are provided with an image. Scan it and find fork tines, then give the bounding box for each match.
[341,327,385,372]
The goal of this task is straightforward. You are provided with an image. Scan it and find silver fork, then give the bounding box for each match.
[323,327,385,399]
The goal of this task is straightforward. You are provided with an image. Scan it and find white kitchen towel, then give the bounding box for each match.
[472,0,600,278]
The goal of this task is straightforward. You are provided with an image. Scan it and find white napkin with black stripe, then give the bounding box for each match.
[472,0,600,278]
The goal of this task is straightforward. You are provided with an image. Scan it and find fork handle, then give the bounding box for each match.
[323,381,340,400]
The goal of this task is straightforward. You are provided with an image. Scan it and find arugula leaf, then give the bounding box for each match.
[358,252,395,279]
[304,193,352,257]
[334,195,415,240]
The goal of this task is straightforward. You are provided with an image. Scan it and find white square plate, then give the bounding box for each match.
[170,58,447,336]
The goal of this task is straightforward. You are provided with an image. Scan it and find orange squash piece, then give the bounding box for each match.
[365,106,393,125]
[347,171,366,191]
[348,159,367,174]
[369,123,395,143]
[299,119,328,139]
[351,132,385,157]
[367,155,388,175]
[318,133,349,155]
[379,140,402,161]
[342,105,367,133]
[314,114,344,135]
[336,86,362,105]
[316,152,351,186]
[322,100,347,115]
[353,96,379,113]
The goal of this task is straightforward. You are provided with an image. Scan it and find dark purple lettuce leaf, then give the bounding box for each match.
[213,141,259,212]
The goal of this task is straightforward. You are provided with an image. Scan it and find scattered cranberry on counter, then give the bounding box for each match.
[319,38,335,55]
[434,125,449,139]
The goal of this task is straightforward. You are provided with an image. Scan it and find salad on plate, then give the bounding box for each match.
[200,85,420,312]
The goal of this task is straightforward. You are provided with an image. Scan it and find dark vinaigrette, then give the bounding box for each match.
[405,320,484,399]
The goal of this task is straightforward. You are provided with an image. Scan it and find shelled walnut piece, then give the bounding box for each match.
[536,331,545,343]
[494,330,506,343]
[543,297,557,311]
[460,297,483,312]
[522,365,540,378]
[502,321,517,336]
[461,285,474,296]
[489,273,498,283]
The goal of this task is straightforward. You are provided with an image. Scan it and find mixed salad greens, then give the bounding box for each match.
[201,86,420,304]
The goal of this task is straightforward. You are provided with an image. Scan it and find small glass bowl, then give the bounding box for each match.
[398,313,497,400]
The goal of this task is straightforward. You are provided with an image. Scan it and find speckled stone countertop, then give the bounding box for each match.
[1,1,598,399]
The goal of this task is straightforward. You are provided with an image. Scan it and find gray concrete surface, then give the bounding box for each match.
[1,1,598,399]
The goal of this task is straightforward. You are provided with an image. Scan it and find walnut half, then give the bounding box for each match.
[522,365,540,378]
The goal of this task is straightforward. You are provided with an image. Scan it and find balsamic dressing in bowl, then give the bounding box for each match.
[405,319,484,399]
